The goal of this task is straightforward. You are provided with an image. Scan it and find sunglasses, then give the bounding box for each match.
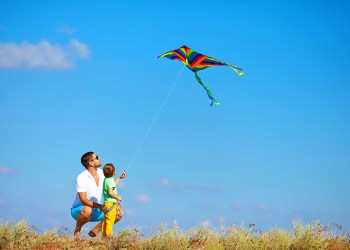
[92,155,99,161]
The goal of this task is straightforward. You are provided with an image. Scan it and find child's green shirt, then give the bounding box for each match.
[103,177,117,202]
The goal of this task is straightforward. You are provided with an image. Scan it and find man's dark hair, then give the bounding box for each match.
[81,152,94,169]
[103,163,115,178]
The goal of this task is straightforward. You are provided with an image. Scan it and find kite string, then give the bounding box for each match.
[126,66,185,172]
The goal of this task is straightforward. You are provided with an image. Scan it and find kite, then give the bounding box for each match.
[158,45,244,106]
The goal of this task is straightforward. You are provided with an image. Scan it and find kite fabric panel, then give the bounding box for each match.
[157,45,244,106]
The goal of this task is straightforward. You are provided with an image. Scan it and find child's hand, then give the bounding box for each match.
[118,196,122,202]
[119,171,127,179]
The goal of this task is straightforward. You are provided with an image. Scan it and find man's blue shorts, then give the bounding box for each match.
[71,205,104,222]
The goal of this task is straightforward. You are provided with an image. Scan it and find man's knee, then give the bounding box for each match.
[115,214,123,222]
[79,206,93,220]
[117,206,124,217]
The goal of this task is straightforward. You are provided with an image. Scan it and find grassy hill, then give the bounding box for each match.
[1,220,349,249]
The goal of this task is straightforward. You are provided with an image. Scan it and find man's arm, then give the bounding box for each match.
[77,192,103,210]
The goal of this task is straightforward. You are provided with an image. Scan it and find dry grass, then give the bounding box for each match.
[0,220,349,249]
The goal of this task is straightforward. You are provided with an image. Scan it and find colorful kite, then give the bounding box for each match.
[158,45,244,106]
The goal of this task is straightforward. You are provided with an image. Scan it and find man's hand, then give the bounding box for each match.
[96,203,104,211]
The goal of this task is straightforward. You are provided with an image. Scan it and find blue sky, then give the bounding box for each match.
[1,0,350,235]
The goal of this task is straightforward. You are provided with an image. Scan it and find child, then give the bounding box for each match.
[101,163,126,238]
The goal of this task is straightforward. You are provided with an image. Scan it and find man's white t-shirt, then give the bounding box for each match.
[71,168,105,208]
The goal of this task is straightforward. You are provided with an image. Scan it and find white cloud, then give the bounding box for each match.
[253,203,271,213]
[69,39,89,58]
[159,178,170,187]
[204,184,221,191]
[57,26,75,35]
[0,166,15,175]
[0,39,90,69]
[185,182,199,190]
[135,194,150,203]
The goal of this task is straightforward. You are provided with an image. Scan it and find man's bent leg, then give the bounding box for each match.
[89,221,102,237]
[88,208,104,237]
[73,206,93,238]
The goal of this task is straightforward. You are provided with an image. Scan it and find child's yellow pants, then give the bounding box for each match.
[102,202,117,237]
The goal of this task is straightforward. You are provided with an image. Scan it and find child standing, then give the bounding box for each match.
[101,163,126,238]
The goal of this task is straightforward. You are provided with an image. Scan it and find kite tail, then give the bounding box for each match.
[230,65,244,76]
[194,72,220,106]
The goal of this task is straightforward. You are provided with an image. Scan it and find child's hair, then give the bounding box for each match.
[103,163,115,178]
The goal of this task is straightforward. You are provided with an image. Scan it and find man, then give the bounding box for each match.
[71,152,123,238]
